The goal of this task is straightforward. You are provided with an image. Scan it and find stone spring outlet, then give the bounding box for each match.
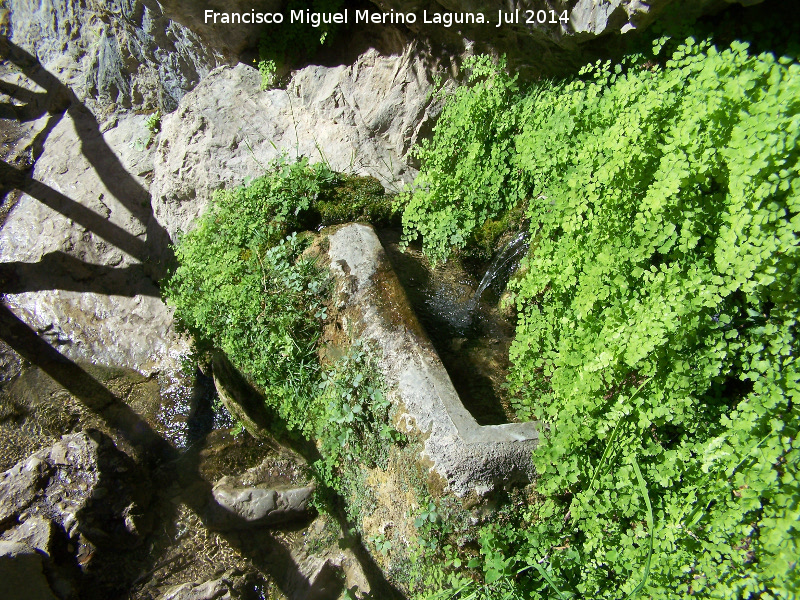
[327,224,540,497]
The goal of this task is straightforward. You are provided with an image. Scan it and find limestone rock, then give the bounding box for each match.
[157,0,283,58]
[0,340,21,384]
[289,556,344,600]
[0,516,55,557]
[150,45,441,242]
[0,455,52,526]
[0,542,58,600]
[0,106,189,374]
[207,479,315,530]
[0,431,151,550]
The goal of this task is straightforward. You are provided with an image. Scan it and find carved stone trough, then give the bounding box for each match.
[327,224,539,497]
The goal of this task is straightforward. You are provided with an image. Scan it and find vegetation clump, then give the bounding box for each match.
[164,157,400,493]
[400,35,799,600]
[256,0,344,89]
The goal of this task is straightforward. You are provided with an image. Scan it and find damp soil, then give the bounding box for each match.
[377,229,519,425]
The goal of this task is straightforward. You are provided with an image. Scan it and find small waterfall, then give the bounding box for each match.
[467,231,529,311]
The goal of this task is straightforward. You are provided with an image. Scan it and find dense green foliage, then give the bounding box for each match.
[400,56,525,265]
[402,39,799,599]
[165,158,399,489]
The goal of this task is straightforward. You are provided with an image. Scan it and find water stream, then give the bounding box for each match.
[466,231,529,313]
[378,229,527,425]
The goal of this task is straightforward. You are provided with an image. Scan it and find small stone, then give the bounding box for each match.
[49,443,69,466]
[160,576,235,600]
[0,517,54,556]
[206,482,315,531]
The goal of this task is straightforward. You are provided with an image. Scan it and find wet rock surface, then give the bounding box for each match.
[0,359,367,599]
[203,440,315,531]
[160,576,238,600]
[0,431,152,550]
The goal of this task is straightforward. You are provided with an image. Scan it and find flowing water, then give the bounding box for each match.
[378,229,527,425]
[466,231,529,312]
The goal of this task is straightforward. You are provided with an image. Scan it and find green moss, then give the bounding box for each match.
[314,174,398,227]
[464,202,527,263]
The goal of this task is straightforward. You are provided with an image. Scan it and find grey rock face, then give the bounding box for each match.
[150,44,440,242]
[160,569,271,600]
[0,542,58,600]
[0,431,151,550]
[0,99,189,373]
[207,478,315,530]
[161,577,236,600]
[0,341,22,385]
[0,454,53,526]
[327,224,539,496]
[5,0,221,112]
[1,516,55,557]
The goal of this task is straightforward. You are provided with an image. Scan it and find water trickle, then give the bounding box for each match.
[466,231,529,313]
[378,229,524,425]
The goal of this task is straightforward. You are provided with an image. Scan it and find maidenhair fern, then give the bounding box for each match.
[403,37,799,600]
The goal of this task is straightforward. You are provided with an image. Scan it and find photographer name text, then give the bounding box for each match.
[204,8,570,28]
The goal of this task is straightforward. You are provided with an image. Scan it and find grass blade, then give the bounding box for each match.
[532,562,573,600]
[626,457,655,600]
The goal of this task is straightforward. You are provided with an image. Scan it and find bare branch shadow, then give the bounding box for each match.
[0,160,152,262]
[0,302,344,599]
[0,38,172,294]
[0,252,160,297]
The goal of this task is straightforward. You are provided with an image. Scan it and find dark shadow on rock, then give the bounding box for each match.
[0,252,161,298]
[0,252,160,297]
[0,163,152,261]
[0,302,353,599]
[0,39,173,279]
[0,303,172,457]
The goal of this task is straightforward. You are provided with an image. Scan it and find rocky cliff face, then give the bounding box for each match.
[365,0,764,74]
[150,44,442,244]
[3,0,221,114]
